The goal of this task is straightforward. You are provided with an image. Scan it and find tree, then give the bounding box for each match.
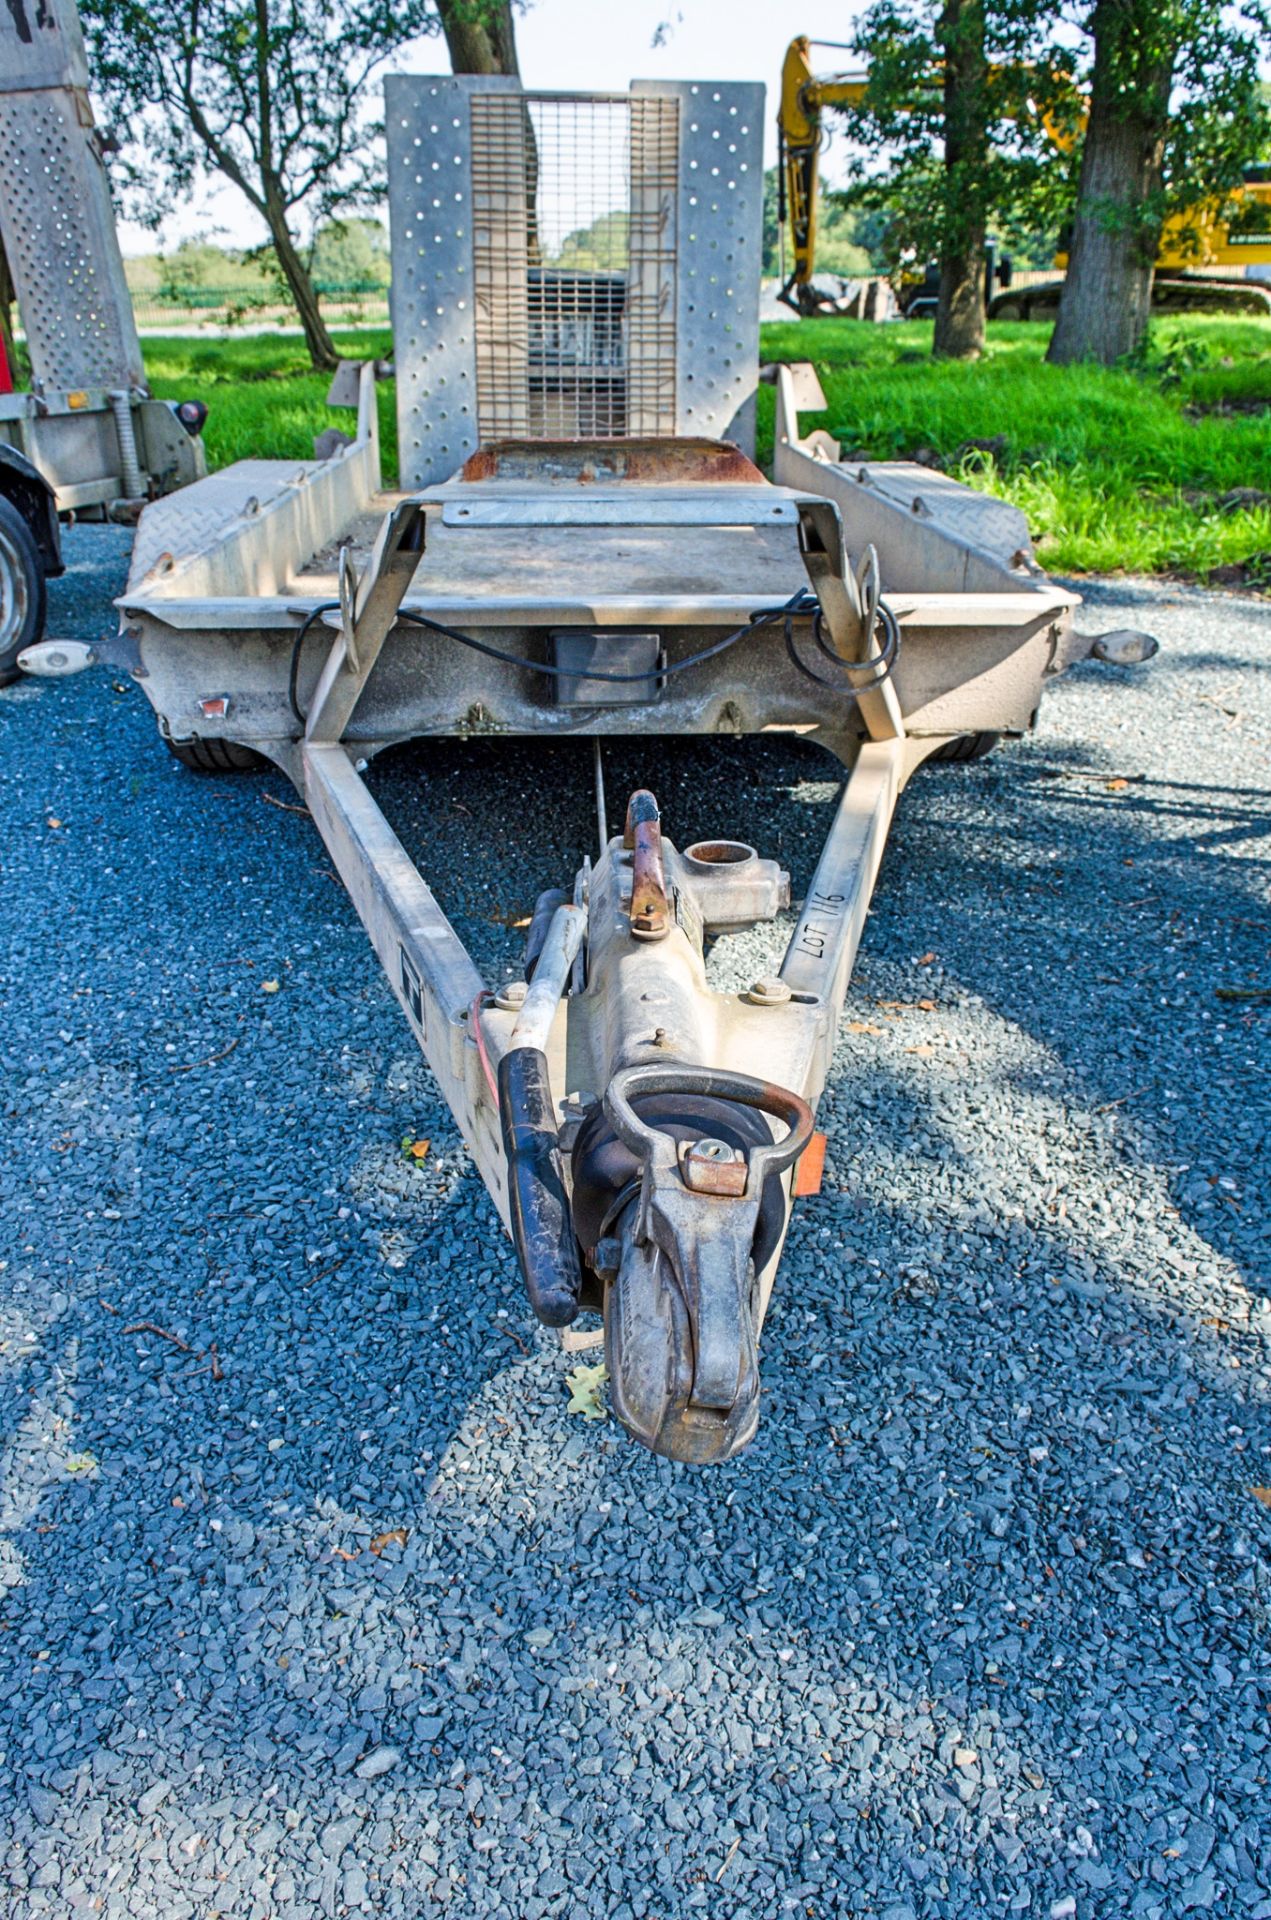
[156,238,273,306]
[81,0,442,371]
[933,0,989,356]
[311,217,392,294]
[80,1,527,371]
[841,0,1076,358]
[1047,0,1270,364]
[435,0,519,72]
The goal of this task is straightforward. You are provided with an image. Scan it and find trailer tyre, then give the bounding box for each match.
[165,736,265,773]
[927,731,1000,765]
[0,494,46,686]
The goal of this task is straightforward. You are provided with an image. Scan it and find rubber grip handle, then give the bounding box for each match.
[498,1046,582,1327]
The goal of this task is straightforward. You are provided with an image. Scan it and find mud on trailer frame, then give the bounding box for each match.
[59,80,1150,1464]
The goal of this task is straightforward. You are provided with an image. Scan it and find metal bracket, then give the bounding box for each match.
[338,544,360,677]
[796,498,905,743]
[599,1064,814,1463]
[604,1064,813,1207]
[305,499,427,744]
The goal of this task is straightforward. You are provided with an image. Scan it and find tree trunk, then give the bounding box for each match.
[933,0,988,359]
[1047,0,1174,365]
[437,2,538,257]
[436,0,520,75]
[264,193,339,372]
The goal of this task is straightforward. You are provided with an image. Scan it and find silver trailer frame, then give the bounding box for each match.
[0,0,205,513]
[95,351,1132,1462]
[66,77,1150,1463]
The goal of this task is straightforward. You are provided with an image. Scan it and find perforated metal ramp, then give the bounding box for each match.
[386,77,765,488]
[0,0,145,393]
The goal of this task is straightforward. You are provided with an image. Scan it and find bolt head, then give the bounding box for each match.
[746,976,792,1006]
[680,1136,748,1195]
[494,979,528,1011]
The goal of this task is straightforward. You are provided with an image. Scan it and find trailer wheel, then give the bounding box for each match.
[0,494,46,687]
[927,731,1000,765]
[165,736,265,773]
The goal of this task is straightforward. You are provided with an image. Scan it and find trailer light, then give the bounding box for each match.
[173,399,209,437]
[199,696,229,720]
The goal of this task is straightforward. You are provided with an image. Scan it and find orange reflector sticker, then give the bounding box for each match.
[67,390,89,409]
[794,1131,827,1197]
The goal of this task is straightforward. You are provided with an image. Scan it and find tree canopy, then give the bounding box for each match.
[831,0,1269,360]
[1048,0,1270,361]
[834,0,1081,352]
[80,0,520,368]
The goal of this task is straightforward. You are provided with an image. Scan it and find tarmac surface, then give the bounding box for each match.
[0,525,1267,1919]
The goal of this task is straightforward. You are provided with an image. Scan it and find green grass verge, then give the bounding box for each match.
[757,315,1271,580]
[143,326,396,480]
[141,313,1271,582]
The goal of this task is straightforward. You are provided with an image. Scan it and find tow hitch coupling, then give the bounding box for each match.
[600,1066,813,1464]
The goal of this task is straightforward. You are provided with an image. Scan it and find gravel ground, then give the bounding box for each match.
[0,527,1268,1920]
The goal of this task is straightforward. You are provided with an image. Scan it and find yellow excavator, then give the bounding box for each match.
[777,34,1271,319]
[776,38,872,316]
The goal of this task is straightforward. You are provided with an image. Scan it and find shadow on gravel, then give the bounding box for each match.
[1,587,1267,1918]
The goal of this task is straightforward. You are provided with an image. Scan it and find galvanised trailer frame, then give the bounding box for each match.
[62,353,1155,1463]
[24,75,1154,1461]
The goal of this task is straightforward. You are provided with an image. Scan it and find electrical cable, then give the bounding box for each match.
[288,600,340,728]
[289,582,901,726]
[595,1177,643,1251]
[784,596,901,690]
[396,591,811,687]
[397,587,900,696]
[813,600,900,676]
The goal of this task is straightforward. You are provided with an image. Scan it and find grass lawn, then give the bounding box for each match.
[759,315,1271,582]
[141,313,1271,583]
[143,326,397,475]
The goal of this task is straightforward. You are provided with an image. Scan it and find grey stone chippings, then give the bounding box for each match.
[0,537,1267,1917]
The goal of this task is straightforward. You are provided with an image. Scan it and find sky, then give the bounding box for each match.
[115,0,866,255]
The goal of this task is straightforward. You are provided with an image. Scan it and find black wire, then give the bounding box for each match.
[396,588,812,686]
[785,598,902,691]
[288,584,900,722]
[398,589,900,696]
[288,600,340,728]
[813,601,899,676]
[596,1178,643,1251]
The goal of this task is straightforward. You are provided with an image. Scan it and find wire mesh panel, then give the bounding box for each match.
[627,97,680,434]
[471,94,679,441]
[470,94,532,437]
